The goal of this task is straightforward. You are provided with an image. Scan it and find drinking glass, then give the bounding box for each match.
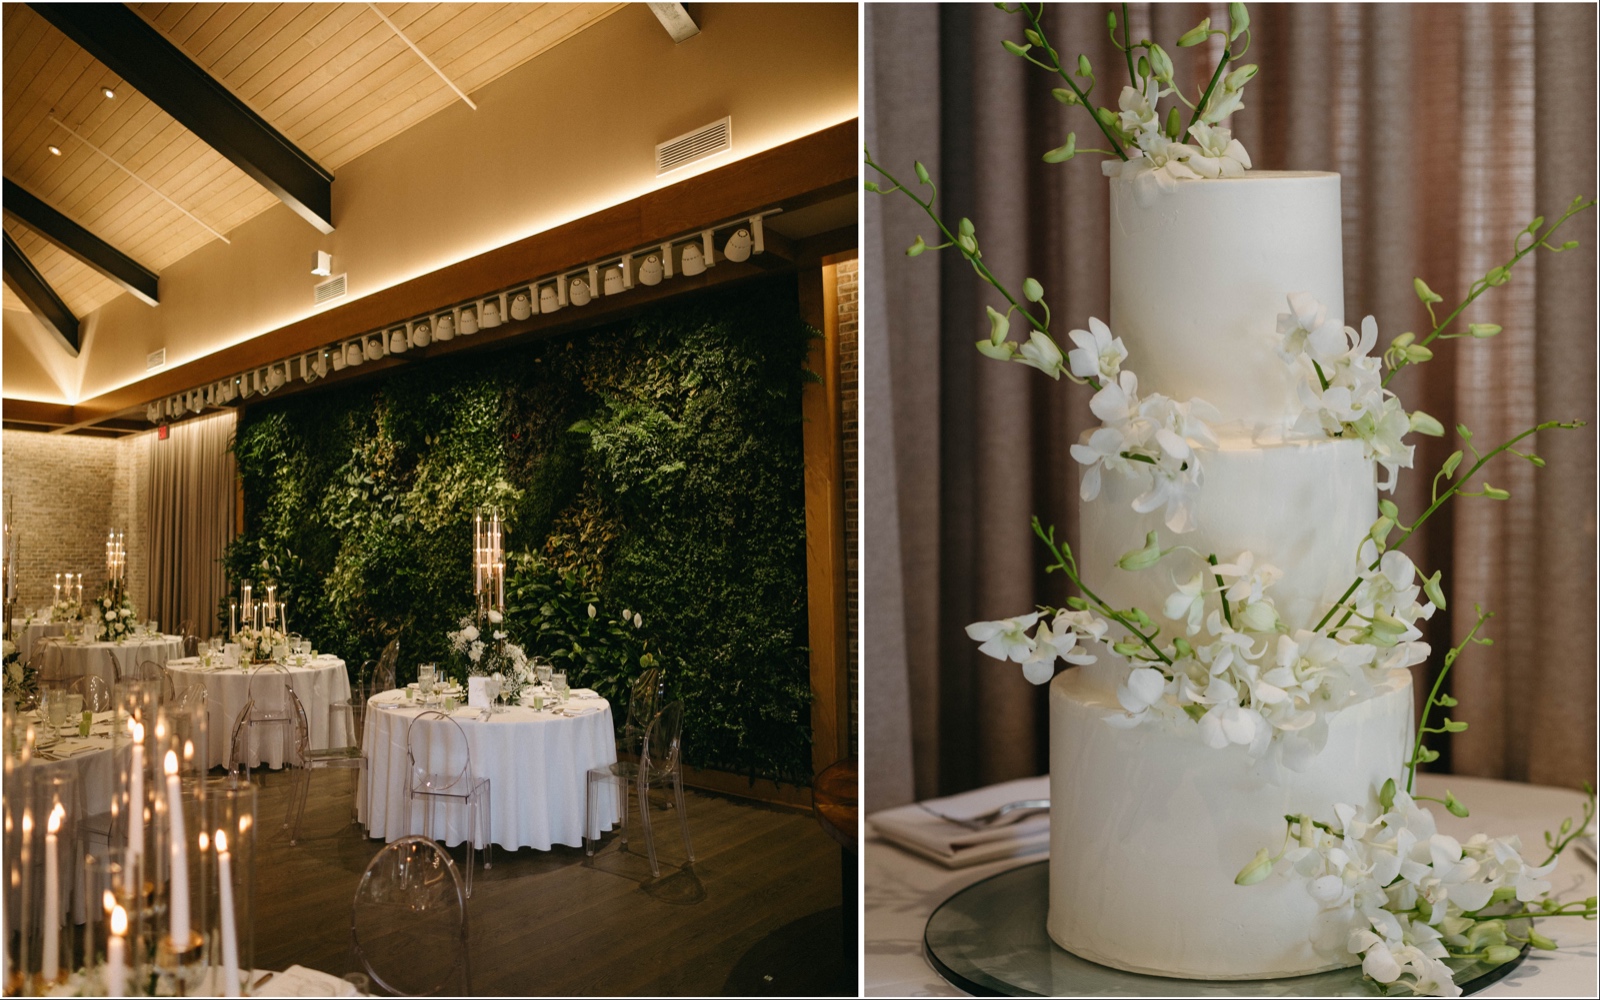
[535,661,552,688]
[45,691,68,736]
[65,693,85,735]
[146,620,159,636]
[552,671,568,704]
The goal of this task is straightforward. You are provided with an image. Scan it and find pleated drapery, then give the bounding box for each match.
[147,410,237,640]
[864,2,1598,809]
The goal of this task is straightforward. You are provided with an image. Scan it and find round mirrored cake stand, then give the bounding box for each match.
[923,861,1527,997]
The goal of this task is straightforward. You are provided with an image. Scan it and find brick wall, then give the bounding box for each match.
[2,429,151,622]
[837,257,859,757]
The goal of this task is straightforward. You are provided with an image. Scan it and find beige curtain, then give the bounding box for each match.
[147,411,237,640]
[864,3,1597,809]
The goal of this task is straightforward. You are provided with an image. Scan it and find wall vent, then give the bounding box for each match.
[314,273,347,305]
[656,116,731,176]
[146,348,166,370]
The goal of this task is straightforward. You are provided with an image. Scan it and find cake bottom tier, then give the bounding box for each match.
[1047,665,1413,980]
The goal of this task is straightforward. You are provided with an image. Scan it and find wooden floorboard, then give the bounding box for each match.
[241,769,847,996]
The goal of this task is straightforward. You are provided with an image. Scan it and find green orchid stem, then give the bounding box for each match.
[1033,517,1171,666]
[1207,553,1233,629]
[1187,36,1235,131]
[863,153,1048,338]
[1120,2,1135,85]
[1013,4,1129,160]
[1384,197,1596,388]
[1540,788,1597,866]
[1406,608,1492,794]
[1315,420,1583,636]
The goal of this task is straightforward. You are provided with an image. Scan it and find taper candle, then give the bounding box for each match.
[107,905,128,997]
[164,750,190,949]
[215,829,241,996]
[42,803,64,982]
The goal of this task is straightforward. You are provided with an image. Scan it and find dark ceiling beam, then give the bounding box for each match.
[2,231,79,355]
[3,178,160,305]
[30,2,335,234]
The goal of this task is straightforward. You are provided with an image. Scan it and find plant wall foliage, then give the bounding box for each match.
[226,279,817,782]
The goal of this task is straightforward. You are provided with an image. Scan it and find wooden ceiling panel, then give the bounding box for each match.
[2,218,126,317]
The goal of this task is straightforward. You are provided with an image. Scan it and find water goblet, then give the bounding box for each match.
[551,671,568,704]
[45,691,68,737]
[535,661,552,688]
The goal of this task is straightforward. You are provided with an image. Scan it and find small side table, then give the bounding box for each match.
[813,758,858,991]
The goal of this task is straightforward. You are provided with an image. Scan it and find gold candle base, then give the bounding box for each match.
[156,928,207,995]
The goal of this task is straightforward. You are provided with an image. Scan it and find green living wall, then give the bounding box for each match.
[226,278,816,783]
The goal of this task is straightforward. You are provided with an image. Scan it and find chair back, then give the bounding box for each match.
[106,650,122,682]
[625,667,661,731]
[350,836,471,996]
[36,641,75,683]
[243,666,291,720]
[182,634,199,657]
[285,686,312,763]
[134,660,174,702]
[67,674,112,713]
[642,700,685,779]
[405,711,472,797]
[372,637,400,694]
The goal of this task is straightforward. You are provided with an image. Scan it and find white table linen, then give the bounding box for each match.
[167,656,351,771]
[358,689,620,852]
[865,773,1599,997]
[9,619,64,660]
[47,635,184,685]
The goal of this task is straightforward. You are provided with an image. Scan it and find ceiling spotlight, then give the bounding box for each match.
[103,87,115,99]
[568,276,592,306]
[539,285,560,314]
[510,288,533,321]
[638,254,663,286]
[680,242,705,277]
[48,145,61,156]
[312,250,332,276]
[723,228,753,263]
[603,266,624,296]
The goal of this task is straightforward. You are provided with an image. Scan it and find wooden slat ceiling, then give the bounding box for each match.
[3,3,623,318]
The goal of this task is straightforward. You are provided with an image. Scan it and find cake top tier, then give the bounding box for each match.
[1108,171,1344,436]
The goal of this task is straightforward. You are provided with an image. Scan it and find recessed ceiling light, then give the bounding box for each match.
[48,145,61,156]
[103,87,115,99]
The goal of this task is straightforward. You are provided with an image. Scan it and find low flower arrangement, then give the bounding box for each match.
[447,611,534,705]
[50,597,81,623]
[2,638,35,706]
[236,625,286,664]
[94,590,138,643]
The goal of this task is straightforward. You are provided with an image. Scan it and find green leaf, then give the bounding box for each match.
[1043,133,1078,163]
[1413,277,1444,304]
[1177,17,1211,47]
[1023,277,1045,302]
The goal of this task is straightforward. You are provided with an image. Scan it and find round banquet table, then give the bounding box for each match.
[358,688,620,852]
[167,655,351,771]
[9,619,65,660]
[44,634,184,685]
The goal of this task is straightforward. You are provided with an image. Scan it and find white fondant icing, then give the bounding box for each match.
[1079,436,1376,633]
[1047,666,1413,979]
[1109,172,1344,433]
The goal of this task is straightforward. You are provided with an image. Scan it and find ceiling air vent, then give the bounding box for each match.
[146,348,166,370]
[656,116,731,176]
[314,273,348,305]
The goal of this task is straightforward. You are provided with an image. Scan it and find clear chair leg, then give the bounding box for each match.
[673,772,694,863]
[618,773,630,850]
[638,773,659,878]
[584,772,596,856]
[481,780,492,870]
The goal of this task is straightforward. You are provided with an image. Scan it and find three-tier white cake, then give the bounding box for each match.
[1046,172,1414,980]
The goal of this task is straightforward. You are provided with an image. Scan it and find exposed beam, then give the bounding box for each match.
[2,232,79,355]
[647,3,700,43]
[31,2,335,234]
[3,178,159,305]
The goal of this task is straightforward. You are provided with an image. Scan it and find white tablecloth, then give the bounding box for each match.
[167,656,351,770]
[865,773,1598,997]
[46,635,184,684]
[358,689,620,851]
[9,619,64,660]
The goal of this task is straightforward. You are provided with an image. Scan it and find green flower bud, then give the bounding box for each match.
[1441,450,1463,477]
[1043,134,1078,163]
[1379,499,1399,519]
[958,217,976,238]
[1561,240,1580,250]
[1106,10,1117,30]
[1111,640,1144,656]
[1391,331,1416,348]
[1369,516,1395,546]
[1489,887,1518,906]
[1457,423,1473,441]
[1224,63,1258,92]
[1239,600,1278,633]
[1137,55,1150,80]
[1148,43,1173,82]
[1052,87,1079,106]
[907,235,929,257]
[1561,816,1573,834]
[1117,531,1164,571]
[1483,945,1521,966]
[1404,344,1435,363]
[985,305,1011,345]
[1077,54,1092,77]
[1095,106,1119,127]
[1065,596,1089,611]
[1441,718,1468,733]
[1165,106,1182,140]
[1172,636,1193,659]
[1234,846,1273,886]
[1413,277,1444,304]
[1379,778,1396,810]
[863,180,882,193]
[1023,277,1044,302]
[1528,930,1558,951]
[1444,790,1469,817]
[1437,692,1459,707]
[1486,265,1511,286]
[1128,607,1154,630]
[1415,746,1440,763]
[1468,323,1502,338]
[1298,813,1316,847]
[976,339,1017,361]
[1470,920,1508,948]
[1482,483,1510,500]
[1002,39,1033,57]
[1525,215,1546,234]
[1422,570,1447,610]
[915,161,931,185]
[1228,2,1250,41]
[1409,410,1445,436]
[1177,18,1211,47]
[958,233,977,254]
[1024,28,1043,47]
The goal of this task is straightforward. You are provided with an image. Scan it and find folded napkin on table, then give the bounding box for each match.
[253,965,359,997]
[868,775,1050,869]
[571,688,599,699]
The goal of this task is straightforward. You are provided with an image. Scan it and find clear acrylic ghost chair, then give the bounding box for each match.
[286,686,365,845]
[619,667,661,759]
[228,665,297,782]
[586,700,694,877]
[351,835,471,996]
[170,682,210,774]
[356,636,400,740]
[67,673,113,712]
[133,660,174,702]
[404,711,491,897]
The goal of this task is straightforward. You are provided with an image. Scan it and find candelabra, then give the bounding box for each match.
[105,528,127,604]
[473,509,506,623]
[2,503,16,642]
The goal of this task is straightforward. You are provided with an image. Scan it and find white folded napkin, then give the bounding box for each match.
[572,688,599,699]
[253,965,358,997]
[868,775,1050,869]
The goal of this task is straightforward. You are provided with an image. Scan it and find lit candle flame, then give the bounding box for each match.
[216,828,229,854]
[104,889,116,914]
[198,831,208,850]
[164,749,179,776]
[130,720,144,741]
[111,905,127,936]
[47,802,64,834]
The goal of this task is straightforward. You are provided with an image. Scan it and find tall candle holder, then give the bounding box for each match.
[151,711,207,996]
[105,529,127,605]
[7,769,78,995]
[2,503,17,644]
[472,508,506,623]
[201,781,256,999]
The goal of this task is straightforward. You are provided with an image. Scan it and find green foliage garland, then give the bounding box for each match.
[227,279,817,782]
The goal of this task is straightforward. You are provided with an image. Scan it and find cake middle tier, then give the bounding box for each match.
[1078,437,1376,633]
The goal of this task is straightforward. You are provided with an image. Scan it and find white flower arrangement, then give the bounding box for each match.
[236,625,286,663]
[447,611,534,704]
[50,597,81,622]
[94,591,138,643]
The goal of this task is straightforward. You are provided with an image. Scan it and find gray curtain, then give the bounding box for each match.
[864,2,1597,810]
[147,411,237,639]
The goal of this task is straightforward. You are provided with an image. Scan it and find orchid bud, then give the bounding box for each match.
[1052,87,1079,106]
[1111,640,1144,656]
[1117,530,1163,571]
[907,235,929,257]
[1561,240,1580,250]
[915,161,931,185]
[1390,331,1416,348]
[1066,596,1089,611]
[1468,323,1502,338]
[1223,63,1258,92]
[1239,600,1278,633]
[1456,423,1473,441]
[1024,28,1043,47]
[1403,343,1434,363]
[958,217,975,238]
[1486,266,1510,286]
[1106,10,1117,30]
[1369,516,1395,547]
[1148,43,1173,82]
[1077,54,1092,77]
[1002,39,1033,57]
[1422,570,1447,610]
[1444,790,1469,817]
[1234,847,1273,885]
[1413,277,1444,304]
[1172,637,1193,659]
[1409,410,1445,436]
[1095,106,1119,128]
[1378,778,1396,811]
[1483,945,1520,966]
[1128,607,1154,629]
[1489,887,1518,906]
[1525,216,1545,233]
[1437,692,1458,707]
[986,306,1011,346]
[1137,55,1150,80]
[1525,453,1545,467]
[863,180,882,193]
[1470,920,1508,948]
[1481,483,1510,500]
[1023,277,1044,302]
[1228,2,1249,41]
[1177,17,1211,47]
[1528,930,1557,951]
[1379,499,1399,519]
[1165,106,1182,140]
[976,339,1017,361]
[1440,450,1463,477]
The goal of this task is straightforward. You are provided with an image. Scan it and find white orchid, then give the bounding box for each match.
[1110,666,1169,726]
[1069,426,1140,502]
[1020,611,1101,684]
[965,613,1040,664]
[1065,318,1128,381]
[1184,122,1252,177]
[1017,330,1065,378]
[1163,572,1209,635]
[1212,551,1284,605]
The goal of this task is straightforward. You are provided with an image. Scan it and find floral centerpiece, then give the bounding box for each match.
[3,637,35,706]
[236,625,286,665]
[447,611,534,704]
[94,589,138,643]
[50,596,81,623]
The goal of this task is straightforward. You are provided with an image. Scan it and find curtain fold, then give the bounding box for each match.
[147,411,237,640]
[864,2,1598,810]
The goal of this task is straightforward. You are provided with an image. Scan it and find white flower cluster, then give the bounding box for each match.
[1277,292,1417,491]
[1100,78,1253,204]
[236,626,286,662]
[964,609,1107,685]
[1070,363,1222,534]
[50,597,81,622]
[1268,788,1557,997]
[447,612,534,703]
[96,593,138,643]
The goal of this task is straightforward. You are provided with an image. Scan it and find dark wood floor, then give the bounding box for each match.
[246,768,848,996]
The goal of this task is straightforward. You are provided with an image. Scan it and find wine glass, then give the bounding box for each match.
[551,671,568,704]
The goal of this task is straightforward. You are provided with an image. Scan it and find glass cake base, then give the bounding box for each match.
[924,861,1527,997]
